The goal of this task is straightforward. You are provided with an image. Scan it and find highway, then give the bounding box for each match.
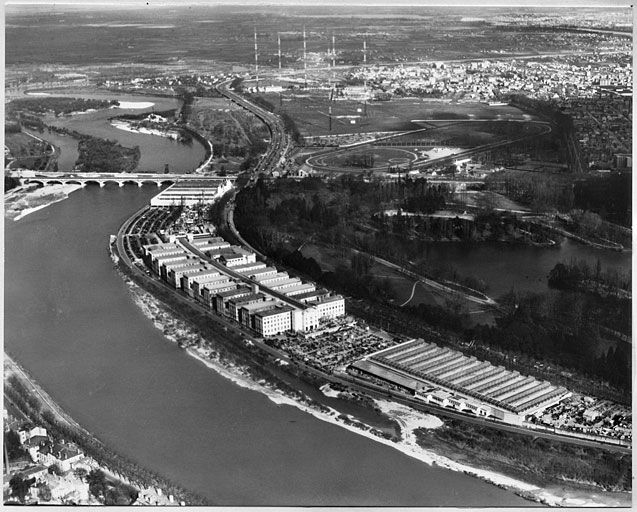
[215,80,291,177]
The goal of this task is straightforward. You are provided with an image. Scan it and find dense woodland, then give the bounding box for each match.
[471,289,630,393]
[548,258,631,295]
[7,97,118,117]
[75,135,140,173]
[235,176,631,398]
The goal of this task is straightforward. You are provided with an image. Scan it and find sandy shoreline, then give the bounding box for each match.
[121,272,631,507]
[110,119,179,140]
[5,183,84,221]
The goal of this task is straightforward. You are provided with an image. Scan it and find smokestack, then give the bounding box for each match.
[328,105,332,131]
[303,25,307,88]
[254,27,259,90]
[278,32,282,70]
[363,38,367,65]
[363,37,367,91]
[332,34,336,68]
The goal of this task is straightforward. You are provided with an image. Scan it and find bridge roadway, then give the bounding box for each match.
[7,170,235,188]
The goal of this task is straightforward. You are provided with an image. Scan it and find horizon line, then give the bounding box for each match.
[5,1,633,6]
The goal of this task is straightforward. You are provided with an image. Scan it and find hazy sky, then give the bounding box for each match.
[5,0,633,6]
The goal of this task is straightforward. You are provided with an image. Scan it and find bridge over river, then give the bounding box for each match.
[7,170,230,188]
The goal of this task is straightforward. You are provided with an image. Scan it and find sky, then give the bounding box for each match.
[5,0,634,6]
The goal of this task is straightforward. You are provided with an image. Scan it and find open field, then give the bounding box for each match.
[257,93,532,138]
[7,6,630,67]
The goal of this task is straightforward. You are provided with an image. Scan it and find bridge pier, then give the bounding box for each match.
[100,182,106,188]
[119,182,125,188]
[137,181,143,187]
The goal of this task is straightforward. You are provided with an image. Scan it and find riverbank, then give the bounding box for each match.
[4,353,201,506]
[5,183,84,221]
[116,244,632,507]
[110,119,179,140]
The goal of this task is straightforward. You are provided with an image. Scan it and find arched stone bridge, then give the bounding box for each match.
[7,170,203,188]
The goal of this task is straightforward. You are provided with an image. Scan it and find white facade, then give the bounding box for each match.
[255,308,293,336]
[150,179,234,207]
[314,296,346,320]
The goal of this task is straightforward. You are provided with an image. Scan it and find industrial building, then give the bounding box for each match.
[150,179,234,207]
[349,339,571,425]
[142,235,345,338]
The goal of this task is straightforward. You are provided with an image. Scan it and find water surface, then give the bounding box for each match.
[4,185,531,506]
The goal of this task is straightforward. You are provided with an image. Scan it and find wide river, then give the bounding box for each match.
[5,185,534,506]
[25,90,206,173]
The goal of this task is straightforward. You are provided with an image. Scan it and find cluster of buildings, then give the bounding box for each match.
[3,413,176,506]
[348,55,631,104]
[3,421,92,504]
[349,338,571,426]
[142,233,345,337]
[539,395,632,441]
[344,54,631,171]
[561,94,632,169]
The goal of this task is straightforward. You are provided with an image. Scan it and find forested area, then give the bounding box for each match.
[548,259,631,295]
[7,97,118,117]
[235,176,631,398]
[76,135,140,173]
[470,289,631,393]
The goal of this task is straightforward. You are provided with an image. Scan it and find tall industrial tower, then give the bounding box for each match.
[254,27,259,90]
[332,34,336,68]
[278,32,282,70]
[363,37,367,65]
[363,37,368,92]
[303,25,307,88]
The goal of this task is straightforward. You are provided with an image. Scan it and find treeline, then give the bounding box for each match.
[506,93,583,173]
[374,210,553,245]
[76,136,140,173]
[4,372,209,505]
[234,177,629,395]
[415,419,631,492]
[176,88,195,123]
[234,176,485,292]
[470,289,631,392]
[548,259,631,295]
[486,170,574,213]
[249,94,302,144]
[574,173,631,227]
[7,97,118,117]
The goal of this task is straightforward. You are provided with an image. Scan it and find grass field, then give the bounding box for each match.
[257,92,533,138]
[312,146,418,170]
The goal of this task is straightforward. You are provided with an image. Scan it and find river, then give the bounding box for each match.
[4,185,532,506]
[23,90,206,173]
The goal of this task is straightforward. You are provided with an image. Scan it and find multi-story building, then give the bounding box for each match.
[254,305,294,336]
